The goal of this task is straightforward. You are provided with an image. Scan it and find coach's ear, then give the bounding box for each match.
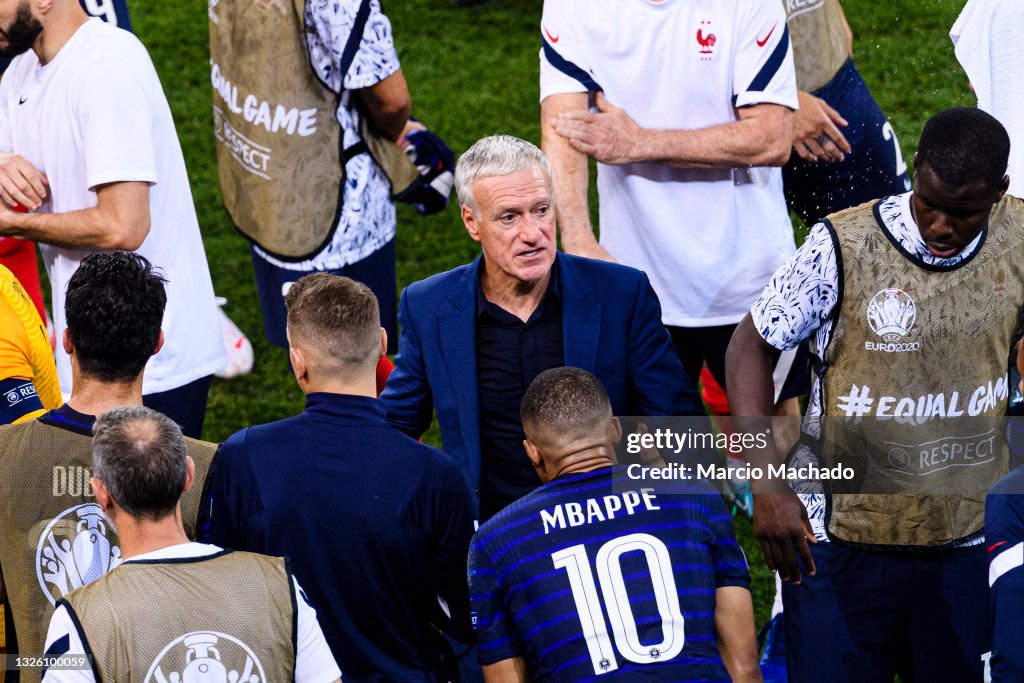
[152,330,164,356]
[462,204,482,242]
[62,328,73,355]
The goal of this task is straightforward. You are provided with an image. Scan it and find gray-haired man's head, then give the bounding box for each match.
[92,406,189,522]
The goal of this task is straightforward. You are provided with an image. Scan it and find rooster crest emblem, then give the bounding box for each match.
[696,20,716,58]
[867,288,917,342]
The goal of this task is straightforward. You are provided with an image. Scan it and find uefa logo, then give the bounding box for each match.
[888,447,912,470]
[145,631,267,683]
[36,504,122,605]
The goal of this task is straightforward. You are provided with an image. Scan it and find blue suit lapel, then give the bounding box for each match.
[440,258,482,489]
[558,255,601,372]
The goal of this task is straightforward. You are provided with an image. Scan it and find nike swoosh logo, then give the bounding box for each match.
[543,25,559,43]
[989,540,1009,554]
[756,22,777,47]
[18,96,26,105]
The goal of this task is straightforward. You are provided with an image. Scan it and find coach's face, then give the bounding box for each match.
[0,0,42,59]
[462,165,556,288]
[912,159,1008,258]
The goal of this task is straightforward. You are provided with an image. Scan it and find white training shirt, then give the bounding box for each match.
[41,542,341,683]
[540,0,799,327]
[950,0,1024,197]
[0,19,225,395]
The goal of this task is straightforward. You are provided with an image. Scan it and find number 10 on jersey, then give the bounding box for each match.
[552,533,685,675]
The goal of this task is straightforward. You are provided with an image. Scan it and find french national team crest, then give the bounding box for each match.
[696,20,716,61]
[35,504,122,605]
[866,288,921,353]
[145,631,267,683]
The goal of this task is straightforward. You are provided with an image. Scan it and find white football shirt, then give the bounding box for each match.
[0,19,225,395]
[540,0,799,326]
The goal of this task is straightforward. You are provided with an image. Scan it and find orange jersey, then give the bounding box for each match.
[0,265,60,423]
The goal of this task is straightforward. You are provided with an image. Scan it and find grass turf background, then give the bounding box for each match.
[127,0,975,625]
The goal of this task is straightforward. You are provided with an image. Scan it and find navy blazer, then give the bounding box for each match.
[381,252,703,503]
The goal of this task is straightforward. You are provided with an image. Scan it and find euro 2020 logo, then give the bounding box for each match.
[35,503,122,605]
[145,631,266,683]
[867,288,917,343]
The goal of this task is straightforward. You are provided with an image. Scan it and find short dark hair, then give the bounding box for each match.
[285,274,380,370]
[521,367,612,436]
[917,107,1010,191]
[92,406,188,522]
[65,252,167,383]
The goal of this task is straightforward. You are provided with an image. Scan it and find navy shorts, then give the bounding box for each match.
[143,374,213,439]
[783,59,912,226]
[668,324,810,403]
[783,541,990,683]
[251,239,397,354]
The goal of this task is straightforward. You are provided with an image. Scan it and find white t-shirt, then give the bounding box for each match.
[540,0,799,327]
[950,0,1024,197]
[254,0,400,271]
[0,19,225,395]
[41,542,341,683]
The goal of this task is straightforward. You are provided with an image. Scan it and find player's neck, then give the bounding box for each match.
[115,508,190,561]
[34,6,90,66]
[67,376,144,418]
[300,373,377,398]
[480,268,552,323]
[550,447,616,479]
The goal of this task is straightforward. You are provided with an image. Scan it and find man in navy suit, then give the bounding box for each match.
[381,135,703,522]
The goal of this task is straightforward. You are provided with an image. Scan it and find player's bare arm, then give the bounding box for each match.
[358,69,412,142]
[541,92,615,263]
[551,91,793,168]
[0,181,150,250]
[482,657,528,683]
[714,586,762,683]
[725,314,816,584]
[793,90,851,164]
[0,153,49,210]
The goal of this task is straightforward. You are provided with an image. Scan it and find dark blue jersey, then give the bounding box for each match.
[986,466,1024,681]
[198,393,476,682]
[468,466,749,682]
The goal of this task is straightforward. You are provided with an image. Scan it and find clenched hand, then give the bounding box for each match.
[0,153,48,211]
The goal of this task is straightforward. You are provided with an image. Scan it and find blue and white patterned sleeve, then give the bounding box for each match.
[750,222,840,351]
[305,0,401,94]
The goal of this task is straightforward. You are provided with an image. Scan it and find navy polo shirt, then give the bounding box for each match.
[198,393,476,682]
[475,266,564,522]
